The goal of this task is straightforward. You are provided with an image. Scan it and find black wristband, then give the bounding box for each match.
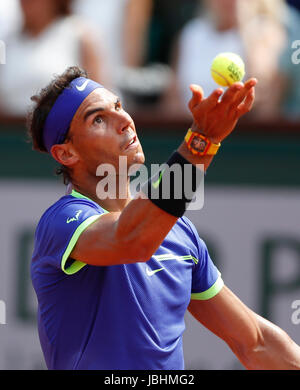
[141,151,204,218]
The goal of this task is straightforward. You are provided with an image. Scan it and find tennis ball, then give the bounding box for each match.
[211,52,245,87]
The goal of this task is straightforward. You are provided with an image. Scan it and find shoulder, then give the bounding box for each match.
[32,194,106,272]
[177,216,202,239]
[40,193,102,217]
[35,195,104,236]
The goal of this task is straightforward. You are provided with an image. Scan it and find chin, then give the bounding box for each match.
[125,148,144,172]
[131,151,145,166]
[128,143,145,163]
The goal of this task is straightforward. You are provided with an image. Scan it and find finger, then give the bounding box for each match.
[204,88,224,110]
[229,78,258,109]
[244,78,258,89]
[221,82,244,106]
[188,84,204,111]
[236,87,255,117]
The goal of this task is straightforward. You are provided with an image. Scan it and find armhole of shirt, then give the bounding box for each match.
[190,272,224,301]
[61,214,103,275]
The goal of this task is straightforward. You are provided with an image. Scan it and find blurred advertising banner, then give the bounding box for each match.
[0,181,300,370]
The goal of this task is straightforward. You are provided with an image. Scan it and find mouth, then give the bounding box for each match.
[124,135,138,150]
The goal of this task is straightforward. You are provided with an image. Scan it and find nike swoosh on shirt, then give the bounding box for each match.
[76,80,89,92]
[152,169,165,189]
[146,266,164,277]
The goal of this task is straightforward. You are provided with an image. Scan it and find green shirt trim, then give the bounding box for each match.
[71,189,91,201]
[190,275,224,301]
[61,214,103,275]
[71,189,109,213]
[153,254,198,264]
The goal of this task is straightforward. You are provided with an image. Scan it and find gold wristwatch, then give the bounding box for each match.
[184,128,221,156]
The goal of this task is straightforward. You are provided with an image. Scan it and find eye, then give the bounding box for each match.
[93,115,103,124]
[115,101,122,111]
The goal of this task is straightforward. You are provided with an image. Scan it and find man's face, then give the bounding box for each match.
[67,88,145,177]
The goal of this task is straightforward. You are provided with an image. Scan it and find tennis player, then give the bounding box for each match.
[28,66,300,370]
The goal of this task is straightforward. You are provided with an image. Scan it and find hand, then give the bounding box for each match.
[188,78,258,144]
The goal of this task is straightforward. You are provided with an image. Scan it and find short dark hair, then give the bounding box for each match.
[27,66,88,184]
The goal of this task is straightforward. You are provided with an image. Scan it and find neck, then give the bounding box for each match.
[71,174,132,213]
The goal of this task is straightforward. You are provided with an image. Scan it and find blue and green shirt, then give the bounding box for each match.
[31,190,224,370]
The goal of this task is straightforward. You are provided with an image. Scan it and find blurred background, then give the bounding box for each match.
[0,0,300,370]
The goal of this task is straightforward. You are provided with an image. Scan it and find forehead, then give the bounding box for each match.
[74,87,118,120]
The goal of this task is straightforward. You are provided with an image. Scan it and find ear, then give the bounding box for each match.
[50,143,79,167]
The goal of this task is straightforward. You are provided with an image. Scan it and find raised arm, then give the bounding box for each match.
[71,79,257,267]
[188,285,300,370]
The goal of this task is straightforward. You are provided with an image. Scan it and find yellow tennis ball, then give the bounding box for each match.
[211,52,245,87]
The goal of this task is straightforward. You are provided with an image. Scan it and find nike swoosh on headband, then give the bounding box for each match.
[76,80,90,92]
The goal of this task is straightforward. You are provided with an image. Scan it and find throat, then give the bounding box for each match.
[72,175,132,212]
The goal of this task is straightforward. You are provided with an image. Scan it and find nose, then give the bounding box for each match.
[116,109,134,135]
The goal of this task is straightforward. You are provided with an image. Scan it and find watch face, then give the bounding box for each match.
[191,135,207,153]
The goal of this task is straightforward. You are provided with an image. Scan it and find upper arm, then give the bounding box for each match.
[41,194,177,272]
[70,211,146,266]
[39,201,153,273]
[71,196,178,267]
[188,285,300,369]
[188,285,263,355]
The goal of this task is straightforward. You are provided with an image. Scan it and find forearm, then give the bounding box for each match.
[188,286,300,371]
[238,314,300,370]
[118,119,226,260]
[119,147,214,257]
[114,196,178,261]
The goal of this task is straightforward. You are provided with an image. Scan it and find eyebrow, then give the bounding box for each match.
[83,107,105,122]
[83,98,121,122]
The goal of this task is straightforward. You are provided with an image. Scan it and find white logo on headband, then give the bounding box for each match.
[76,80,90,92]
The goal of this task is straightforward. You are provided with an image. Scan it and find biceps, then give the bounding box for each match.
[188,285,262,350]
[70,196,178,267]
[70,212,138,266]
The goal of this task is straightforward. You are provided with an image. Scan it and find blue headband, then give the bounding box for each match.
[43,77,104,152]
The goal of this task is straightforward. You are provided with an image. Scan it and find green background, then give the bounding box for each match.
[2,123,300,186]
